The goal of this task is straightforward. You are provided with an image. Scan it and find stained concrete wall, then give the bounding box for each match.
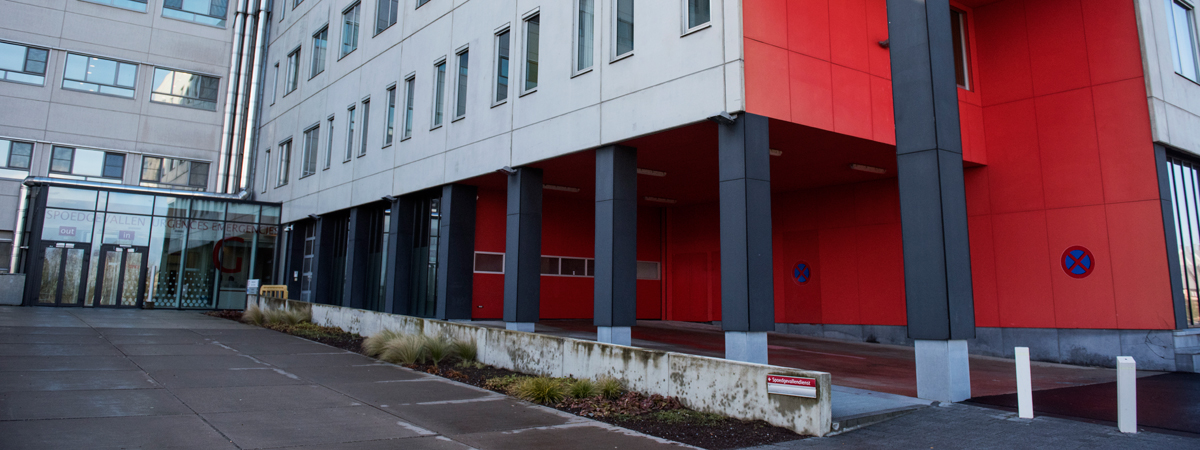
[0,274,25,305]
[249,295,833,436]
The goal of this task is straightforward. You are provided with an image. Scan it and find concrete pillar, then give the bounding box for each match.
[595,145,637,346]
[384,196,415,315]
[504,167,542,331]
[435,184,478,321]
[887,0,975,402]
[716,112,774,364]
[343,207,370,309]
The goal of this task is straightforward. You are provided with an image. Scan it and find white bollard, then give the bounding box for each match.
[1117,356,1137,433]
[1015,347,1033,419]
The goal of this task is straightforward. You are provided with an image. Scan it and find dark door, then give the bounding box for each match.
[94,244,149,308]
[36,242,90,307]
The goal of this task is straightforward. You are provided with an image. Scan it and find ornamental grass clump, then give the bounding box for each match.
[597,376,625,400]
[381,335,425,365]
[363,329,403,357]
[567,378,598,399]
[513,377,566,405]
[423,334,453,368]
[240,306,265,326]
[451,338,477,362]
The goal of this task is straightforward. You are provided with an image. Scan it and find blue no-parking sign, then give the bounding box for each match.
[792,262,811,285]
[1062,246,1095,279]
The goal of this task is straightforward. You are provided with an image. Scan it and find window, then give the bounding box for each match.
[0,139,33,179]
[84,0,148,12]
[575,0,595,72]
[311,27,328,78]
[341,3,360,57]
[140,156,210,190]
[417,0,430,8]
[403,76,415,138]
[294,0,303,8]
[375,0,398,34]
[1167,0,1200,82]
[301,125,319,177]
[285,48,300,94]
[270,62,279,104]
[950,9,971,89]
[385,85,396,145]
[614,0,634,58]
[345,106,356,161]
[494,30,510,104]
[262,149,270,193]
[325,116,334,169]
[455,50,468,118]
[49,146,125,181]
[151,68,220,110]
[0,41,49,85]
[63,53,138,98]
[277,139,291,186]
[359,98,370,156]
[524,14,540,92]
[474,252,504,273]
[432,60,446,127]
[163,0,229,28]
[637,261,660,280]
[685,0,710,32]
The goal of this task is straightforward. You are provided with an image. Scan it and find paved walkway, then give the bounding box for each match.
[0,307,692,450]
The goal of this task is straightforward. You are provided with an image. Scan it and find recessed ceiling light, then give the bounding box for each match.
[542,184,581,193]
[637,168,667,177]
[644,196,677,204]
[849,164,887,175]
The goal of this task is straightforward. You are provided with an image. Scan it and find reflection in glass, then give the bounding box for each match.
[106,192,154,215]
[39,247,62,303]
[100,250,122,306]
[122,252,143,306]
[46,187,97,210]
[180,219,221,308]
[61,249,85,305]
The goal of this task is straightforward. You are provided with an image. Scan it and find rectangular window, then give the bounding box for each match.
[637,261,660,280]
[1166,153,1200,326]
[84,0,148,12]
[540,257,559,275]
[576,0,595,72]
[455,50,468,118]
[0,41,49,85]
[474,252,504,273]
[311,27,328,78]
[403,76,415,138]
[417,0,430,7]
[277,139,291,186]
[359,99,370,156]
[151,68,220,110]
[261,150,270,193]
[63,53,138,98]
[385,85,396,145]
[341,3,360,57]
[163,0,229,28]
[614,0,634,58]
[325,116,334,169]
[375,0,398,34]
[432,60,446,127]
[524,14,540,92]
[0,139,33,172]
[345,106,356,161]
[950,9,971,89]
[294,0,303,8]
[494,30,510,104]
[1167,0,1200,82]
[141,156,210,190]
[285,48,300,94]
[270,62,279,104]
[685,0,710,31]
[49,146,125,181]
[301,125,319,177]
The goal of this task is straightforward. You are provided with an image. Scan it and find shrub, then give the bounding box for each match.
[567,378,598,399]
[381,335,425,365]
[513,377,566,405]
[424,334,453,368]
[241,306,265,325]
[484,375,523,392]
[363,329,403,357]
[451,339,478,362]
[597,376,625,400]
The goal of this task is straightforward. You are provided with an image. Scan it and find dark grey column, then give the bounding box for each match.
[595,145,637,345]
[503,167,542,331]
[717,112,774,364]
[1154,144,1190,330]
[384,196,416,315]
[313,216,336,305]
[436,184,478,321]
[343,207,371,310]
[887,0,974,402]
[284,222,304,300]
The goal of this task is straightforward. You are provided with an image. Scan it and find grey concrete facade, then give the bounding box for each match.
[1137,0,1200,156]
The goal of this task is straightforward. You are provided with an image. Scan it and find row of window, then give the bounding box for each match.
[84,0,229,28]
[472,252,661,280]
[0,138,209,189]
[1167,0,1200,83]
[0,41,220,110]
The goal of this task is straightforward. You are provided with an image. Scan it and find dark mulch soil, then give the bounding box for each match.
[204,311,803,449]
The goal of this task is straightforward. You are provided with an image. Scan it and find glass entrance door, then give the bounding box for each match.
[37,242,89,306]
[95,245,149,308]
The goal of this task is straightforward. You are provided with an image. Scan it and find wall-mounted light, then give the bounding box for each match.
[849,163,887,175]
[644,196,677,204]
[382,195,398,202]
[707,111,737,125]
[543,184,580,193]
[637,168,667,177]
[878,39,890,49]
[307,214,320,220]
[496,166,517,175]
[769,149,783,157]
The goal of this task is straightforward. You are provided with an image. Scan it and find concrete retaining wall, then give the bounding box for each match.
[249,296,833,436]
[0,274,25,305]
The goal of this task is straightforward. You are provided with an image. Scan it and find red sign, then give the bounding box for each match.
[766,374,817,398]
[1061,246,1095,279]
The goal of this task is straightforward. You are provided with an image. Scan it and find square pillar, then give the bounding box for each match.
[435,184,478,321]
[595,145,637,346]
[504,167,542,330]
[384,196,416,315]
[343,207,371,309]
[717,112,774,364]
[887,0,975,401]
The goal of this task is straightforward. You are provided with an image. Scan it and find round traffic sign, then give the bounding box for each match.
[792,262,811,285]
[1062,246,1095,279]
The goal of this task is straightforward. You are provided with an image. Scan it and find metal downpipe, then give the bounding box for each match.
[237,0,271,195]
[216,0,251,194]
[9,183,28,273]
[227,0,257,194]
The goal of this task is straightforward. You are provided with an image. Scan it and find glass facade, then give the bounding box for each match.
[25,185,278,310]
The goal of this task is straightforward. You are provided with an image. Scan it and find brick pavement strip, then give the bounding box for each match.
[0,307,693,450]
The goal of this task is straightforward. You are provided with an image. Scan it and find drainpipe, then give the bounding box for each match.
[227,0,259,194]
[237,0,272,195]
[216,0,251,194]
[9,184,28,273]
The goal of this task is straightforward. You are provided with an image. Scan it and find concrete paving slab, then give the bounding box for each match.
[116,343,240,356]
[190,327,280,336]
[831,385,933,419]
[93,328,203,336]
[219,340,342,355]
[0,355,140,371]
[171,384,362,414]
[0,370,158,392]
[0,326,98,335]
[286,364,427,384]
[386,397,572,436]
[0,414,239,450]
[105,334,215,345]
[148,368,309,389]
[273,436,474,450]
[452,423,691,449]
[0,333,109,344]
[327,379,493,406]
[0,343,122,356]
[0,388,192,420]
[128,354,271,371]
[202,405,429,449]
[254,352,379,368]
